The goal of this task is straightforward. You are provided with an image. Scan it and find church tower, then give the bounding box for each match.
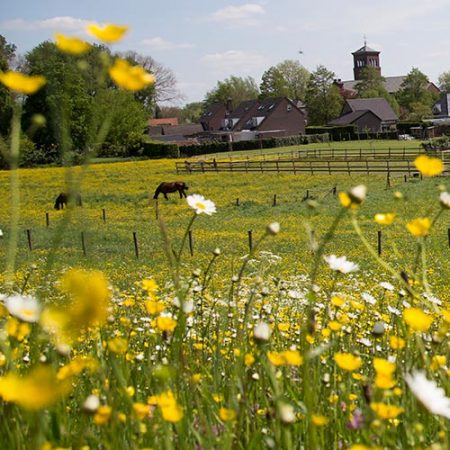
[352,39,381,80]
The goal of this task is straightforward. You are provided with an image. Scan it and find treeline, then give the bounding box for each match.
[0,34,180,168]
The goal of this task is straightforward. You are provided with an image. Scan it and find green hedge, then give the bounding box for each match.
[141,141,179,158]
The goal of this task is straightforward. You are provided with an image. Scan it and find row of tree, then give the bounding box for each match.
[199,61,443,125]
[0,34,181,165]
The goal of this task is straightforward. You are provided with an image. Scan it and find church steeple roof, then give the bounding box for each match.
[352,44,379,54]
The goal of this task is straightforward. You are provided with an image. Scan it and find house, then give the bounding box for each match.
[239,97,306,138]
[198,97,306,141]
[148,117,179,127]
[199,103,228,131]
[432,93,450,118]
[148,123,203,144]
[329,98,398,132]
[334,43,440,97]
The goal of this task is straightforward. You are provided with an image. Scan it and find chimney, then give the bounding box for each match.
[226,97,233,114]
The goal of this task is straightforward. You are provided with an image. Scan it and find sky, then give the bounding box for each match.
[2,0,450,105]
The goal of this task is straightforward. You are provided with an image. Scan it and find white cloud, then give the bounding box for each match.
[202,50,268,73]
[209,4,265,27]
[2,16,90,34]
[141,37,193,51]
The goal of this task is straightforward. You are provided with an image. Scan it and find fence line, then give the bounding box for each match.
[177,158,450,175]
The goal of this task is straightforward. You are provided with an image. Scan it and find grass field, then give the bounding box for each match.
[0,141,449,449]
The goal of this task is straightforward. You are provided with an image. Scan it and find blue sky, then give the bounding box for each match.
[2,0,450,104]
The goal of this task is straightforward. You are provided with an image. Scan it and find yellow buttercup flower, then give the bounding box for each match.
[389,336,406,350]
[219,407,237,421]
[54,33,91,54]
[153,391,183,423]
[370,402,403,419]
[93,405,112,425]
[0,71,46,94]
[403,307,433,332]
[311,414,328,426]
[0,366,72,410]
[156,316,177,332]
[86,23,128,43]
[107,337,129,354]
[334,352,362,371]
[406,217,431,237]
[109,59,155,91]
[414,155,444,177]
[374,213,395,225]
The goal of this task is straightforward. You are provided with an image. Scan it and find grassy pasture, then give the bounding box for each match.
[0,141,449,449]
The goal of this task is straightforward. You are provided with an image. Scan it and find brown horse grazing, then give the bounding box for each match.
[54,192,82,210]
[153,182,189,200]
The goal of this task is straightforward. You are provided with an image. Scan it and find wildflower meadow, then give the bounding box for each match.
[0,21,449,450]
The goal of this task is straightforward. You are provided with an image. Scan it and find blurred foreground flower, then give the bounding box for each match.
[0,366,72,410]
[440,191,450,209]
[109,58,155,91]
[87,23,128,43]
[0,71,46,94]
[324,255,359,274]
[406,217,431,237]
[5,294,41,323]
[339,185,367,209]
[186,194,217,215]
[370,402,403,419]
[149,390,183,423]
[374,213,395,225]
[334,352,362,371]
[403,307,433,332]
[54,33,91,54]
[41,269,110,347]
[405,371,450,419]
[414,155,444,177]
[253,321,272,341]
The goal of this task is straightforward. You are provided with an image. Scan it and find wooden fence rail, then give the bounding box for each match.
[176,158,450,175]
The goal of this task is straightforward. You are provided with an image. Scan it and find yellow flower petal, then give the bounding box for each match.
[54,33,91,54]
[0,71,46,94]
[109,59,155,91]
[414,155,444,177]
[406,217,431,237]
[374,213,395,225]
[86,23,128,43]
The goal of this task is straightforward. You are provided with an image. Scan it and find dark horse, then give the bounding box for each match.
[54,192,82,210]
[153,182,188,200]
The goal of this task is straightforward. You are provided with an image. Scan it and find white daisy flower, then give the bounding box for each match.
[0,229,3,238]
[405,371,450,420]
[439,191,450,209]
[324,255,359,274]
[350,184,367,202]
[186,194,216,215]
[361,292,377,305]
[253,321,272,341]
[380,281,394,291]
[5,294,41,322]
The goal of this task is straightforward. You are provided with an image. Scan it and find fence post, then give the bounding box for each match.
[26,229,32,251]
[273,194,277,206]
[377,230,382,256]
[236,198,240,206]
[248,230,253,252]
[45,212,49,228]
[102,208,106,223]
[133,231,139,259]
[81,232,86,256]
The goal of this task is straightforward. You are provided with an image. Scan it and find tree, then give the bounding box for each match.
[0,35,16,136]
[22,41,94,152]
[91,89,148,156]
[397,68,436,118]
[260,60,309,100]
[304,65,343,125]
[120,51,182,113]
[204,76,259,110]
[180,102,204,123]
[354,66,399,115]
[438,71,450,93]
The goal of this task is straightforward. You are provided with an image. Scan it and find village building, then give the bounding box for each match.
[329,98,398,132]
[334,43,440,98]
